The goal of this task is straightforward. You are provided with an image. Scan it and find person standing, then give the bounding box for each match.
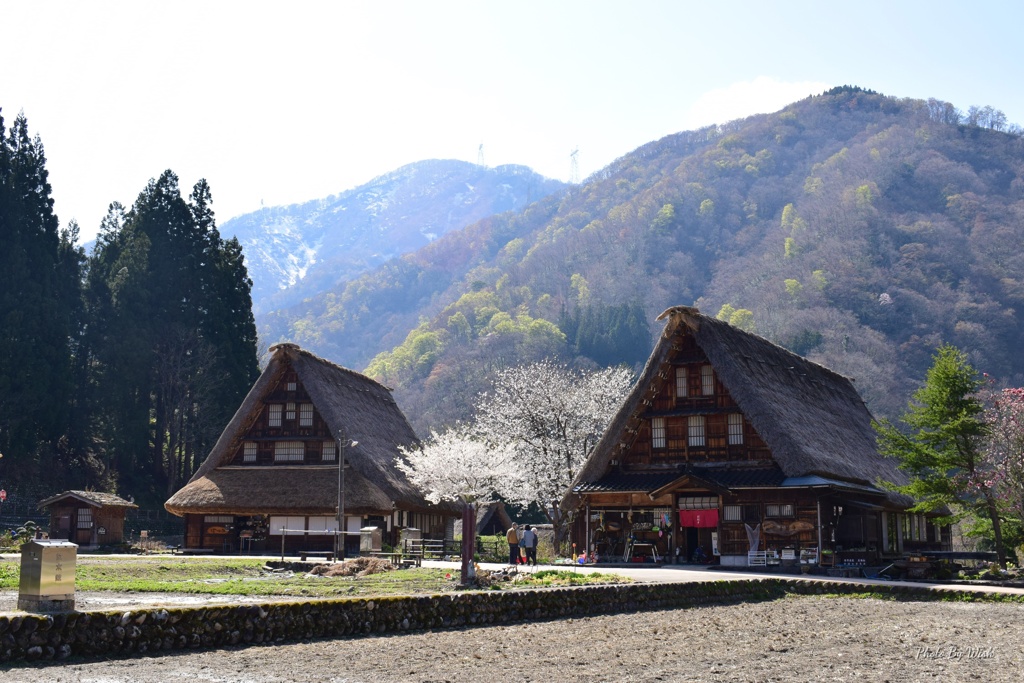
[506,523,520,566]
[521,524,538,566]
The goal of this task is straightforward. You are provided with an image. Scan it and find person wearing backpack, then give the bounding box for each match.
[521,524,538,566]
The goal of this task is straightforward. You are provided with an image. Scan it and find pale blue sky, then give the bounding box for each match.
[3,1,1021,243]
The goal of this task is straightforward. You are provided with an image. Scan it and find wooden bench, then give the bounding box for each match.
[369,551,421,568]
[299,550,334,562]
[405,540,446,560]
[173,547,216,555]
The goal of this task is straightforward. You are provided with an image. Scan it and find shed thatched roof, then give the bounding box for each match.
[166,343,447,517]
[568,307,910,508]
[39,491,137,509]
[452,501,514,536]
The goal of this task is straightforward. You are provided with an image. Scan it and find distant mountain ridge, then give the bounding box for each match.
[222,160,566,313]
[258,89,1024,435]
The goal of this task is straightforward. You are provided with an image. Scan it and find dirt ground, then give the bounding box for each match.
[2,595,1021,682]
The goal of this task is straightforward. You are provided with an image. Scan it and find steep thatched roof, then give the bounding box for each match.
[569,307,910,507]
[39,491,137,509]
[166,343,447,517]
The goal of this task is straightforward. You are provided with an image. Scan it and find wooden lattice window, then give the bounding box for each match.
[274,441,305,462]
[651,417,666,449]
[688,415,706,447]
[727,413,744,445]
[285,402,296,421]
[701,365,715,396]
[268,404,282,427]
[243,441,257,462]
[77,508,93,529]
[322,441,337,462]
[675,367,687,398]
[299,403,314,427]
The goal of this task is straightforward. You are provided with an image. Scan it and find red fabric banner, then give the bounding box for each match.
[679,509,719,528]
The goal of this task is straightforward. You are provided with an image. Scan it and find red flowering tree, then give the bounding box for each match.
[984,387,1024,539]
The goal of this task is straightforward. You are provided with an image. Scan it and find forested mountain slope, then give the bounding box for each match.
[261,89,1024,434]
[224,160,565,313]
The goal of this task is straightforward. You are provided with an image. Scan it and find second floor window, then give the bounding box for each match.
[652,417,666,449]
[701,365,715,396]
[299,403,314,427]
[675,367,687,398]
[728,413,744,445]
[268,404,282,427]
[285,402,296,421]
[322,441,337,462]
[243,441,257,462]
[688,415,706,447]
[274,441,305,462]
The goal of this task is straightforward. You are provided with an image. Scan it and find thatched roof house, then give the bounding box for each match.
[165,343,455,553]
[567,307,947,567]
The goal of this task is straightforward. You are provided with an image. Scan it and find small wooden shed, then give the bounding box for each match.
[452,501,514,537]
[40,491,137,547]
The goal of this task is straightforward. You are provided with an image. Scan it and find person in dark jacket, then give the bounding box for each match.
[521,524,538,566]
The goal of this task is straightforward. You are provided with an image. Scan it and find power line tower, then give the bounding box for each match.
[477,143,485,168]
[569,147,580,184]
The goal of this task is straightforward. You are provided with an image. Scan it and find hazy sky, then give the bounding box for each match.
[3,1,1023,243]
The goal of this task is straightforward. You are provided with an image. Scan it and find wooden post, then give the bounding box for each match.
[460,502,475,585]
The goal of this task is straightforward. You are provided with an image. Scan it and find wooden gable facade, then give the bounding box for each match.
[567,307,949,569]
[165,343,457,555]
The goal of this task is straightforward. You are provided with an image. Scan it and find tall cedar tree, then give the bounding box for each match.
[0,111,84,485]
[875,345,1007,566]
[87,171,258,502]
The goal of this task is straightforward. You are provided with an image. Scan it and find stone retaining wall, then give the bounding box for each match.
[0,579,1011,663]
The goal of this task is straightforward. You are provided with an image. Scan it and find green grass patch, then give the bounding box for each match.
[0,557,628,599]
[517,569,629,587]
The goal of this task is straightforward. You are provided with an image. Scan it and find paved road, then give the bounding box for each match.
[466,560,1024,596]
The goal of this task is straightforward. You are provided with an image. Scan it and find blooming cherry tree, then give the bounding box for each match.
[474,360,634,553]
[397,425,516,582]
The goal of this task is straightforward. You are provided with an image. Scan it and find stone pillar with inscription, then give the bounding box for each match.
[17,539,77,612]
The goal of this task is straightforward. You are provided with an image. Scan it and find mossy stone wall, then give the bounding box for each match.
[0,579,1003,663]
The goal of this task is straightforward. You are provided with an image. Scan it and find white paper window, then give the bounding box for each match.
[287,382,297,392]
[688,415,706,447]
[285,402,296,420]
[307,516,339,534]
[269,515,307,536]
[274,441,305,462]
[701,365,715,396]
[299,403,314,427]
[766,504,794,518]
[77,508,93,528]
[723,505,742,522]
[728,413,744,445]
[675,367,687,397]
[203,515,233,523]
[651,417,666,449]
[243,441,257,462]
[268,404,282,427]
[322,441,337,462]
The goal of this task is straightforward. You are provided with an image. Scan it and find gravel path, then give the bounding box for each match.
[2,596,1021,682]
